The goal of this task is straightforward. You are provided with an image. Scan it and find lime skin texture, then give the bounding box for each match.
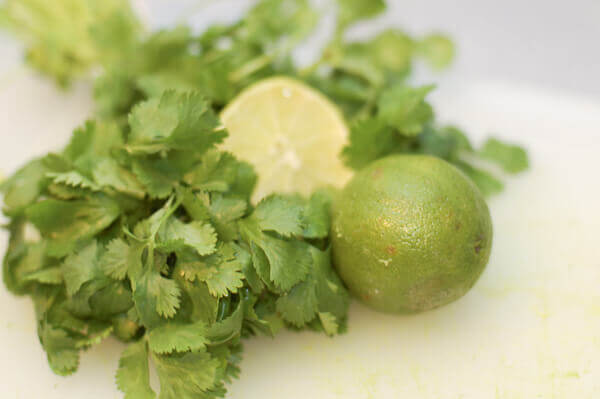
[331,155,493,314]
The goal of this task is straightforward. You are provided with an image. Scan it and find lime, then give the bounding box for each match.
[220,77,353,202]
[331,155,493,313]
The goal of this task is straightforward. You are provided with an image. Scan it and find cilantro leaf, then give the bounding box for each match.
[4,240,47,295]
[175,277,219,326]
[130,158,179,200]
[64,121,124,172]
[318,312,339,337]
[479,138,530,174]
[377,84,435,136]
[153,351,221,399]
[240,217,311,291]
[243,0,318,47]
[128,91,226,154]
[253,195,305,238]
[148,321,209,354]
[22,266,63,285]
[342,118,400,170]
[133,270,181,327]
[302,191,332,239]
[369,30,416,74]
[100,238,140,281]
[88,281,134,318]
[276,277,319,327]
[93,158,146,199]
[337,0,386,27]
[157,217,217,256]
[184,151,257,199]
[417,34,455,69]
[208,194,247,242]
[39,323,80,376]
[206,302,244,345]
[26,195,120,257]
[276,247,349,331]
[200,245,246,298]
[0,159,48,215]
[0,0,140,86]
[177,187,211,223]
[455,161,505,196]
[61,241,102,296]
[47,171,100,191]
[116,341,156,399]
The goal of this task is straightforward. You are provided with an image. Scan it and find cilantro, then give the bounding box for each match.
[342,86,528,195]
[127,91,225,155]
[26,196,120,257]
[479,138,530,174]
[61,241,102,296]
[116,341,155,399]
[148,321,209,354]
[1,82,346,398]
[377,84,435,136]
[0,0,140,87]
[337,0,386,28]
[417,34,456,69]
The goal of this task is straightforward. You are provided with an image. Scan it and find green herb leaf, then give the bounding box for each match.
[153,351,221,399]
[479,138,530,174]
[116,341,156,399]
[157,217,218,256]
[253,195,305,238]
[337,0,386,27]
[455,161,505,196]
[417,34,455,69]
[40,323,80,376]
[377,84,435,136]
[26,196,120,257]
[62,241,102,296]
[0,159,48,215]
[128,91,226,154]
[148,321,209,354]
[133,270,181,327]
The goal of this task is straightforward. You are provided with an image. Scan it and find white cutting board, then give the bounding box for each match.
[1,73,599,399]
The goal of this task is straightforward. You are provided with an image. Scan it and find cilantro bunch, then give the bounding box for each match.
[1,90,349,398]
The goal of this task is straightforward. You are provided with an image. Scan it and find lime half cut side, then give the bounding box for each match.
[220,77,353,202]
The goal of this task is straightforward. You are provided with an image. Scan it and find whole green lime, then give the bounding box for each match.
[331,155,493,313]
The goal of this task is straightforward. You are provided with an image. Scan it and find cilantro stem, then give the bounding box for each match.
[353,88,379,121]
[298,58,326,78]
[147,195,183,270]
[229,54,272,83]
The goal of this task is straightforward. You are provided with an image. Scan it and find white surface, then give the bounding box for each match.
[1,72,599,398]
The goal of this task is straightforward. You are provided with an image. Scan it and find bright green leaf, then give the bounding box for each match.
[26,195,120,257]
[62,241,102,296]
[153,351,220,399]
[479,138,529,174]
[377,84,435,136]
[148,321,209,354]
[116,341,156,399]
[253,195,304,238]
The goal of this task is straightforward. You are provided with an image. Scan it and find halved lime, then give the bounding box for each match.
[220,77,353,202]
